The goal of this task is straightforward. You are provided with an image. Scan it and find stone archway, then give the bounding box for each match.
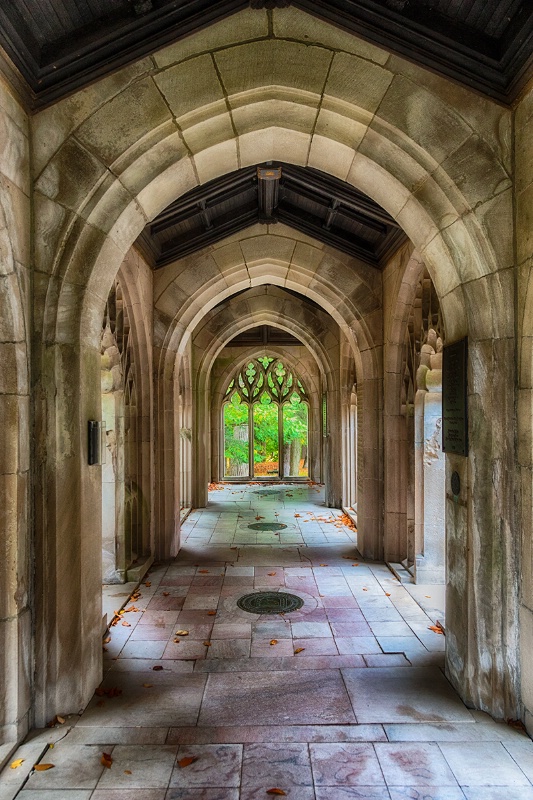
[0,158,31,744]
[31,12,517,726]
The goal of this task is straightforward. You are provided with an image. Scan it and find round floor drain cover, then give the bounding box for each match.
[248,522,288,531]
[237,592,304,614]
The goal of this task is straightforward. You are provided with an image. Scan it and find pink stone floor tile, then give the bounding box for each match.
[330,621,373,637]
[92,791,167,799]
[147,597,186,610]
[310,743,386,786]
[251,639,294,657]
[165,790,239,799]
[169,745,242,788]
[375,742,458,787]
[335,637,382,655]
[241,743,313,787]
[183,595,222,610]
[325,610,366,622]
[240,789,316,799]
[129,625,175,641]
[321,597,360,608]
[139,611,181,626]
[211,623,252,639]
[198,670,356,726]
[292,638,339,656]
[315,789,391,799]
[206,639,251,659]
[163,640,209,660]
[176,611,220,625]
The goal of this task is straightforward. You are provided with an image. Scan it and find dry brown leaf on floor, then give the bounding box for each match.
[207,611,217,616]
[268,572,276,576]
[266,788,287,795]
[198,569,209,574]
[294,513,301,517]
[178,756,199,768]
[162,592,170,597]
[255,515,265,520]
[425,595,431,598]
[173,639,181,644]
[204,641,212,646]
[352,564,359,567]
[10,759,24,769]
[142,683,153,688]
[103,636,111,644]
[176,630,189,636]
[124,770,132,774]
[270,639,278,645]
[294,648,305,654]
[34,764,55,771]
[121,621,131,627]
[362,588,368,592]
[101,752,113,769]
[342,555,352,559]
[144,582,151,587]
[385,593,391,597]
[428,624,444,635]
[152,665,164,671]
[319,564,328,567]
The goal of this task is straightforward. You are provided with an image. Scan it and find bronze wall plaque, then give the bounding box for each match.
[443,338,468,456]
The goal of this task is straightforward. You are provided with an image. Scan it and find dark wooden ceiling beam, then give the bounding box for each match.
[0,0,532,108]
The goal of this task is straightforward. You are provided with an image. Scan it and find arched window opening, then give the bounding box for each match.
[223,357,309,480]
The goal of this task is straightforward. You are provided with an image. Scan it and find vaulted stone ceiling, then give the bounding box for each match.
[1,0,532,106]
[136,163,405,268]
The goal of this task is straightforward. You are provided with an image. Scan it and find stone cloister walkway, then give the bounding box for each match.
[2,485,533,800]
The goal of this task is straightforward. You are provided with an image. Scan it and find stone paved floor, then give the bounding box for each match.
[2,484,533,800]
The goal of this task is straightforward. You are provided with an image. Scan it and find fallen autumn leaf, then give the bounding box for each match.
[178,756,199,768]
[10,759,24,769]
[34,764,55,771]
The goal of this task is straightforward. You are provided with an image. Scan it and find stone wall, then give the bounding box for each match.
[0,4,521,732]
[517,79,533,734]
[0,75,31,744]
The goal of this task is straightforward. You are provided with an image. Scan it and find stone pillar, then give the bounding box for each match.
[415,364,445,583]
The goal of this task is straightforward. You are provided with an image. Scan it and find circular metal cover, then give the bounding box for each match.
[248,522,288,531]
[237,591,304,614]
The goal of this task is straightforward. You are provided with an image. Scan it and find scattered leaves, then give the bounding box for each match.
[144,582,151,587]
[162,592,170,597]
[198,570,209,574]
[267,572,276,576]
[103,636,111,644]
[294,648,305,654]
[176,630,189,636]
[270,639,278,645]
[47,715,66,727]
[255,516,265,521]
[10,759,24,769]
[266,789,287,795]
[142,683,153,688]
[124,769,132,775]
[152,665,164,671]
[204,641,212,647]
[294,514,301,518]
[101,752,113,769]
[34,764,55,771]
[319,564,328,567]
[121,621,131,627]
[385,593,391,597]
[352,563,359,567]
[207,611,217,616]
[178,756,199,768]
